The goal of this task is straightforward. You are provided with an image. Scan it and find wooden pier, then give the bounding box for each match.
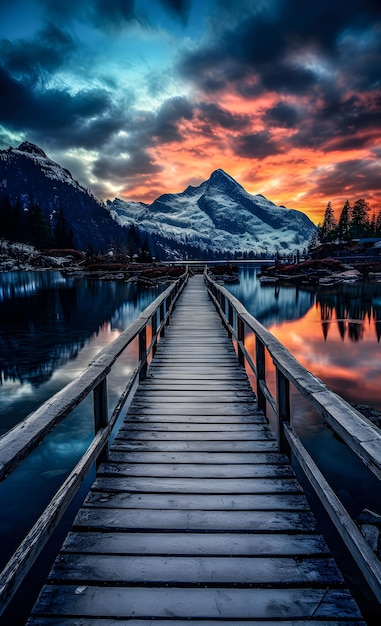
[27,275,365,623]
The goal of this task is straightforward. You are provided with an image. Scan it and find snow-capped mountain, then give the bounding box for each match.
[0,142,316,257]
[0,142,127,252]
[108,169,316,256]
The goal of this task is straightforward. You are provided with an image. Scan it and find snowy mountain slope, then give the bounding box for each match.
[108,169,316,255]
[0,142,127,252]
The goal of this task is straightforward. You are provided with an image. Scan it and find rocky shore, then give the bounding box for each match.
[0,240,188,285]
[258,258,381,287]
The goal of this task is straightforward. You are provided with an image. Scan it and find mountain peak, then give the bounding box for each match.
[209,169,236,184]
[208,169,243,191]
[17,141,47,158]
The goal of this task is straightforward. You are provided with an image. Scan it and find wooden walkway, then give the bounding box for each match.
[28,275,364,624]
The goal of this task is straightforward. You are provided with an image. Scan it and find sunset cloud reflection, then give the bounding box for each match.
[268,303,381,411]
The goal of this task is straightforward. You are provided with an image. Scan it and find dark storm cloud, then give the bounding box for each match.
[312,159,381,199]
[93,151,162,181]
[154,96,194,142]
[178,0,381,96]
[260,64,317,94]
[234,131,282,159]
[264,102,300,128]
[197,103,251,131]
[289,92,381,152]
[0,23,76,85]
[0,66,115,141]
[90,95,195,186]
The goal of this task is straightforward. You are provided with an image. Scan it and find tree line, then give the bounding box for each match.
[0,197,74,250]
[317,198,381,244]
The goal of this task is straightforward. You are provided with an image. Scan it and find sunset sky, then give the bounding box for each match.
[0,0,380,223]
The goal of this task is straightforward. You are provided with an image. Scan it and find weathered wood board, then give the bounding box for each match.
[28,274,364,624]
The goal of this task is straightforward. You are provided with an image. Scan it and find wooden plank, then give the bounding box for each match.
[131,393,256,402]
[30,586,362,619]
[124,414,266,422]
[149,357,241,363]
[73,508,316,531]
[61,530,329,556]
[110,440,278,452]
[49,554,343,585]
[27,616,366,626]
[90,475,303,493]
[119,419,268,428]
[98,458,293,475]
[107,451,289,464]
[113,430,274,441]
[139,383,252,390]
[127,405,262,416]
[83,491,310,510]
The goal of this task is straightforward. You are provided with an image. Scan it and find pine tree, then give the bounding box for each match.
[0,196,13,239]
[53,210,74,249]
[376,210,381,236]
[26,204,53,249]
[337,200,352,241]
[319,201,337,242]
[351,198,370,238]
[370,212,377,237]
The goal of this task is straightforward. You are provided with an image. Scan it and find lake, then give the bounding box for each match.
[0,266,380,622]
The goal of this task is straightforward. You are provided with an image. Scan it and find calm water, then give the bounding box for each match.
[0,267,380,622]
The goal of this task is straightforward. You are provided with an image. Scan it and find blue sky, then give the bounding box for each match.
[0,0,380,221]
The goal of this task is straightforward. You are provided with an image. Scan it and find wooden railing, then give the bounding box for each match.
[0,269,188,614]
[205,270,381,604]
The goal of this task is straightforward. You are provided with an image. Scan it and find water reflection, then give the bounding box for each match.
[0,271,164,435]
[228,266,381,409]
[227,265,315,326]
[316,281,381,342]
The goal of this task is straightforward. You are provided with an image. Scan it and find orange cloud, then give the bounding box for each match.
[117,93,381,224]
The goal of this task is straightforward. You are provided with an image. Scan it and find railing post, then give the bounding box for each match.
[160,301,165,337]
[165,292,172,326]
[220,293,226,318]
[228,302,234,339]
[255,338,266,416]
[93,378,108,464]
[276,368,291,456]
[151,311,158,357]
[139,326,147,380]
[237,316,245,366]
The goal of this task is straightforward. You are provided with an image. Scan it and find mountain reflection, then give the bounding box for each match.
[0,271,163,387]
[228,265,381,343]
[227,265,315,326]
